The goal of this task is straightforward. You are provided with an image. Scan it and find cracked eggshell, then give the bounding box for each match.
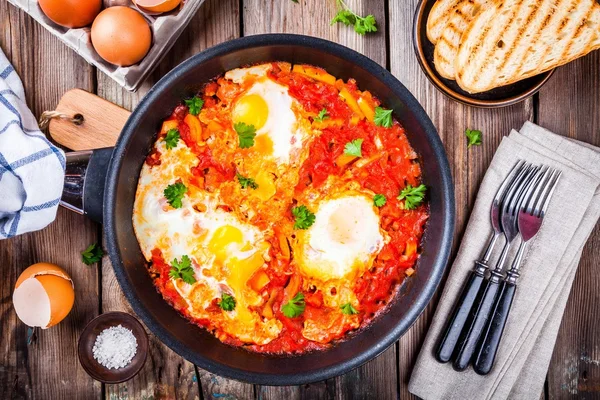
[13,263,75,329]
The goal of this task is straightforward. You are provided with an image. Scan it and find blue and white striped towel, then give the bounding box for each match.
[0,47,65,239]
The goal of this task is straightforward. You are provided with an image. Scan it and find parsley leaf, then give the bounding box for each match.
[465,129,482,148]
[169,255,196,285]
[314,108,330,122]
[81,243,104,265]
[291,0,299,2]
[331,0,377,35]
[218,293,236,311]
[163,128,180,150]
[282,292,305,318]
[340,302,359,315]
[373,194,387,207]
[185,96,204,116]
[292,205,316,230]
[236,172,258,190]
[344,138,364,157]
[398,184,427,210]
[234,122,257,148]
[374,107,393,127]
[164,182,187,209]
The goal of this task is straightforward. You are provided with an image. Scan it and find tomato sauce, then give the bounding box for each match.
[143,64,428,355]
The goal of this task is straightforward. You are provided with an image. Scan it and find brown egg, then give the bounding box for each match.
[13,263,75,329]
[38,0,102,28]
[91,7,152,67]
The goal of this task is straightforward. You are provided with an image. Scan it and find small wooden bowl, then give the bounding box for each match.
[78,312,149,383]
[413,0,554,108]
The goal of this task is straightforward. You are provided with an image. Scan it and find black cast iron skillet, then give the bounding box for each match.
[62,34,455,385]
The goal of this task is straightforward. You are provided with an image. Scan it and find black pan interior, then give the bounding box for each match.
[104,34,455,385]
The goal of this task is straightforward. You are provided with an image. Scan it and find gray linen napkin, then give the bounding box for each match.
[409,122,600,400]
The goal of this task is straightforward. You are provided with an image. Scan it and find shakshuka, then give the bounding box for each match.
[133,62,428,354]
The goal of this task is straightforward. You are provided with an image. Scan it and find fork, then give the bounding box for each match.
[452,164,539,371]
[435,160,527,363]
[473,167,561,375]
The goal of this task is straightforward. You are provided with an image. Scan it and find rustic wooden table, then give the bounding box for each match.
[1,1,599,399]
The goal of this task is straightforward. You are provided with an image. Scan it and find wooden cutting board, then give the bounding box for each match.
[48,89,130,150]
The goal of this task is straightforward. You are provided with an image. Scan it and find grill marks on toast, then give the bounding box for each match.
[489,1,544,85]
[515,4,557,77]
[540,0,594,71]
[433,0,489,79]
[471,0,524,86]
[455,0,600,93]
[516,0,576,77]
[541,2,599,71]
[458,1,523,91]
[427,0,463,44]
[427,0,600,92]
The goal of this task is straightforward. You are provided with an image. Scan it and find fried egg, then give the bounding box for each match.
[294,192,386,283]
[227,66,308,165]
[133,141,281,344]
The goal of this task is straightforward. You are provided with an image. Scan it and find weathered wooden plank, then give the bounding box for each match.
[196,369,255,400]
[327,346,398,400]
[0,3,100,400]
[388,1,534,398]
[98,0,245,398]
[242,0,393,398]
[539,51,600,400]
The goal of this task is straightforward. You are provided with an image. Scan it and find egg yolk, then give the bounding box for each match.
[254,133,274,155]
[232,94,269,130]
[209,225,244,263]
[252,170,277,201]
[208,225,268,322]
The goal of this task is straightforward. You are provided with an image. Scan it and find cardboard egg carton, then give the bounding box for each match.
[7,0,206,91]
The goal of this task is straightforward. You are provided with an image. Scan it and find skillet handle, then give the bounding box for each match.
[61,148,113,224]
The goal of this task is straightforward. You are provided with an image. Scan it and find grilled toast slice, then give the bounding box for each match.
[433,0,490,79]
[427,0,463,44]
[456,0,600,93]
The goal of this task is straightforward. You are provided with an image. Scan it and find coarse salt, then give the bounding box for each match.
[92,324,137,369]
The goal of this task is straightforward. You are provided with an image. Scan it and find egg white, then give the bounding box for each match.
[244,79,305,164]
[133,140,282,343]
[294,193,385,282]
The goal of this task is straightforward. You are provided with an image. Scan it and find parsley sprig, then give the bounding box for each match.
[340,302,359,315]
[185,96,204,116]
[163,128,180,150]
[234,122,257,148]
[314,108,330,123]
[398,184,427,210]
[331,0,378,35]
[169,255,196,285]
[218,293,236,311]
[344,138,364,157]
[282,292,305,318]
[236,173,258,190]
[465,129,482,148]
[81,243,104,265]
[292,205,316,230]
[373,194,387,208]
[374,107,393,128]
[164,182,187,209]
